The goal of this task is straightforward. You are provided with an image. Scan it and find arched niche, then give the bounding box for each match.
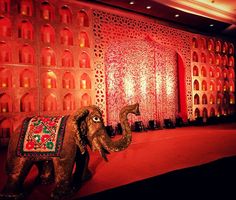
[0,68,12,88]
[0,0,10,13]
[43,94,57,111]
[209,94,215,104]
[215,54,221,66]
[0,42,11,62]
[201,66,207,77]
[61,50,74,67]
[228,68,235,79]
[209,67,214,77]
[79,52,90,68]
[228,43,234,55]
[194,108,200,118]
[223,81,229,92]
[201,53,206,63]
[192,65,199,76]
[209,81,215,91]
[19,69,35,88]
[40,1,55,21]
[20,93,35,112]
[60,28,73,46]
[19,0,33,16]
[222,42,228,54]
[192,51,198,62]
[217,93,223,104]
[41,47,56,66]
[222,55,228,66]
[215,40,221,52]
[215,67,222,79]
[222,68,228,79]
[79,31,89,48]
[18,20,33,40]
[63,93,75,111]
[0,16,11,37]
[0,118,12,138]
[41,24,55,44]
[42,71,57,88]
[193,80,199,90]
[228,56,234,67]
[59,5,72,24]
[210,107,215,117]
[78,10,89,27]
[230,93,235,104]
[209,53,215,64]
[202,80,207,91]
[192,37,198,48]
[202,107,208,118]
[81,93,91,107]
[0,93,12,112]
[62,72,75,89]
[200,38,206,50]
[19,44,35,64]
[194,94,199,105]
[217,80,222,92]
[80,73,91,89]
[208,39,214,51]
[202,94,207,104]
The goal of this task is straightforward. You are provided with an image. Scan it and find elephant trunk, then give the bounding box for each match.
[97,103,140,153]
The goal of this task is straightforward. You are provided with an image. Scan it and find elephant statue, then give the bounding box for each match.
[0,103,140,199]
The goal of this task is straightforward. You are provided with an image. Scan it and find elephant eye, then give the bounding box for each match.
[92,116,101,123]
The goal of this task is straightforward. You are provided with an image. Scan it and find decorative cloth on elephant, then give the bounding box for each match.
[17,116,69,157]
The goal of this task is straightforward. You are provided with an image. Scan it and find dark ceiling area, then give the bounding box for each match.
[84,0,236,41]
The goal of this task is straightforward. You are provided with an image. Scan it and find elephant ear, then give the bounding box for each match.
[73,109,89,154]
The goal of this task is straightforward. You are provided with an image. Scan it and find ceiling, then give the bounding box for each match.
[84,0,236,41]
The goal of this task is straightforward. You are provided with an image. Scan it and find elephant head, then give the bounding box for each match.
[73,103,140,161]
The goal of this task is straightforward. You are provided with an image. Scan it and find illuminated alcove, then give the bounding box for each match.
[202,94,207,104]
[217,93,223,104]
[79,52,90,68]
[201,80,207,91]
[20,93,35,112]
[228,56,234,67]
[18,20,33,40]
[209,94,215,104]
[19,44,35,64]
[209,67,214,77]
[210,107,215,117]
[0,42,11,62]
[63,93,75,111]
[222,55,228,66]
[61,50,74,67]
[0,68,12,88]
[209,53,215,64]
[19,0,33,16]
[79,31,89,48]
[43,94,57,111]
[62,72,75,89]
[229,80,235,92]
[222,42,228,53]
[192,51,198,62]
[41,47,56,66]
[209,81,215,91]
[60,5,72,24]
[201,53,206,63]
[40,1,55,21]
[201,66,207,77]
[78,10,89,27]
[60,28,73,46]
[42,71,57,88]
[230,94,235,104]
[193,80,199,90]
[194,94,200,105]
[222,68,228,79]
[0,16,11,37]
[215,67,222,79]
[19,69,35,88]
[80,73,91,89]
[81,93,91,107]
[194,108,200,118]
[215,54,221,66]
[192,37,198,48]
[217,80,222,92]
[215,40,221,52]
[202,107,208,118]
[208,39,214,51]
[41,24,55,44]
[223,81,229,92]
[228,43,234,55]
[200,38,206,50]
[229,68,235,79]
[0,93,12,112]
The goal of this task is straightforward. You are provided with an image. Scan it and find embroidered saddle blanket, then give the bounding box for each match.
[17,116,69,157]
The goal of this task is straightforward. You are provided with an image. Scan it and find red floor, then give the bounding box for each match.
[1,122,236,199]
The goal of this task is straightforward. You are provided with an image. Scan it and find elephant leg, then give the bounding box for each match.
[72,149,92,191]
[36,160,54,185]
[1,157,33,199]
[50,158,74,200]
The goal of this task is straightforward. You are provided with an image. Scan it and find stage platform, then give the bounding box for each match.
[0,122,236,199]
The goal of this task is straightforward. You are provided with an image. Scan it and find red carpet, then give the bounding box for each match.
[0,123,236,199]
